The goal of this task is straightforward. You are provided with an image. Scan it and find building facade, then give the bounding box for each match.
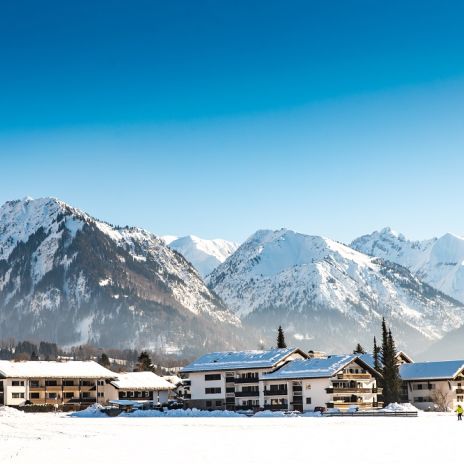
[181,348,307,410]
[400,360,464,411]
[0,361,115,407]
[262,354,381,412]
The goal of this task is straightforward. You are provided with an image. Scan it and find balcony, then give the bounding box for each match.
[292,386,302,392]
[225,377,235,384]
[456,388,464,394]
[235,391,259,397]
[326,387,379,394]
[336,373,371,380]
[264,389,288,396]
[29,386,46,392]
[263,404,288,410]
[234,377,259,384]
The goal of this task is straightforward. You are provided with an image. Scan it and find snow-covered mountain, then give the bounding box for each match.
[0,197,243,354]
[208,229,464,354]
[351,228,464,304]
[162,235,238,277]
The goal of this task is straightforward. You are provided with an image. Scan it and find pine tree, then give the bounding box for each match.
[373,337,381,372]
[135,351,153,371]
[353,343,365,354]
[277,326,287,349]
[380,320,401,405]
[98,353,111,369]
[30,351,39,361]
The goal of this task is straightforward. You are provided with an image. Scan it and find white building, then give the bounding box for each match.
[181,348,307,410]
[0,361,115,407]
[262,354,381,412]
[400,360,464,411]
[105,371,175,405]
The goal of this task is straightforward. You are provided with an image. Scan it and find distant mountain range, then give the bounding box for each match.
[162,235,238,277]
[1,197,464,358]
[207,229,464,355]
[0,198,242,355]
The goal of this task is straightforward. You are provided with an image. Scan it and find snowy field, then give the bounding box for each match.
[1,409,461,464]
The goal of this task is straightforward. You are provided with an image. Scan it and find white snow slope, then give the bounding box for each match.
[164,235,238,277]
[352,227,464,304]
[208,229,464,353]
[1,410,463,464]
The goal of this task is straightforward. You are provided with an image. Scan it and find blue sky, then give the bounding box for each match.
[1,1,464,242]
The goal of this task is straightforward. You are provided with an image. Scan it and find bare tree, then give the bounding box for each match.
[432,390,452,412]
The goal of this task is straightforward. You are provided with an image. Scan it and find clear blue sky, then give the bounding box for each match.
[1,1,464,243]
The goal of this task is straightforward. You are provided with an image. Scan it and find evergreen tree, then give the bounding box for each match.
[135,351,153,371]
[30,351,39,361]
[373,337,381,372]
[277,326,287,349]
[380,319,401,405]
[353,343,365,354]
[98,353,111,369]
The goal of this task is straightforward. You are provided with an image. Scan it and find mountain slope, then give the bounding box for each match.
[163,235,238,277]
[0,198,242,354]
[351,228,464,304]
[208,229,464,354]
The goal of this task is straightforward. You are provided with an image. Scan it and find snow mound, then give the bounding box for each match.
[253,410,288,417]
[382,403,419,413]
[124,408,242,418]
[0,406,24,417]
[69,403,106,418]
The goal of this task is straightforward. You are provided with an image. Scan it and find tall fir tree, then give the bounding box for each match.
[373,337,381,373]
[277,326,287,349]
[380,320,401,405]
[98,353,111,369]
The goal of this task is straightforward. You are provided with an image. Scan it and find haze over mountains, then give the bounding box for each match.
[1,197,464,358]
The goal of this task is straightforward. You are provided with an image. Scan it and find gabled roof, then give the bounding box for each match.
[400,360,464,381]
[0,360,116,379]
[359,351,412,371]
[180,348,303,373]
[110,371,174,391]
[262,354,367,380]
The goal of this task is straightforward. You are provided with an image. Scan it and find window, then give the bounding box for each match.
[306,398,312,404]
[30,393,40,399]
[30,380,40,388]
[45,380,58,387]
[64,392,74,399]
[215,400,222,407]
[205,387,221,394]
[12,393,25,399]
[205,401,212,407]
[80,380,92,387]
[97,392,104,398]
[458,396,463,402]
[81,392,90,398]
[205,374,221,381]
[62,380,74,387]
[12,381,24,387]
[98,380,105,386]
[47,393,57,399]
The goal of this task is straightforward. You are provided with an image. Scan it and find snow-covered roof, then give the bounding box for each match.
[400,360,464,380]
[262,354,365,380]
[0,361,116,379]
[110,371,175,390]
[163,375,183,386]
[181,348,300,373]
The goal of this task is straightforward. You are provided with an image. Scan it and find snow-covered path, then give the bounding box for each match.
[0,411,460,463]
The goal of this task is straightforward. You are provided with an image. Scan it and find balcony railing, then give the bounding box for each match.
[234,377,259,384]
[264,389,288,396]
[263,404,288,410]
[235,391,259,397]
[326,387,380,394]
[336,373,371,380]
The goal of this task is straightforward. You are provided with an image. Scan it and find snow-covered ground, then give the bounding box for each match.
[1,408,462,464]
